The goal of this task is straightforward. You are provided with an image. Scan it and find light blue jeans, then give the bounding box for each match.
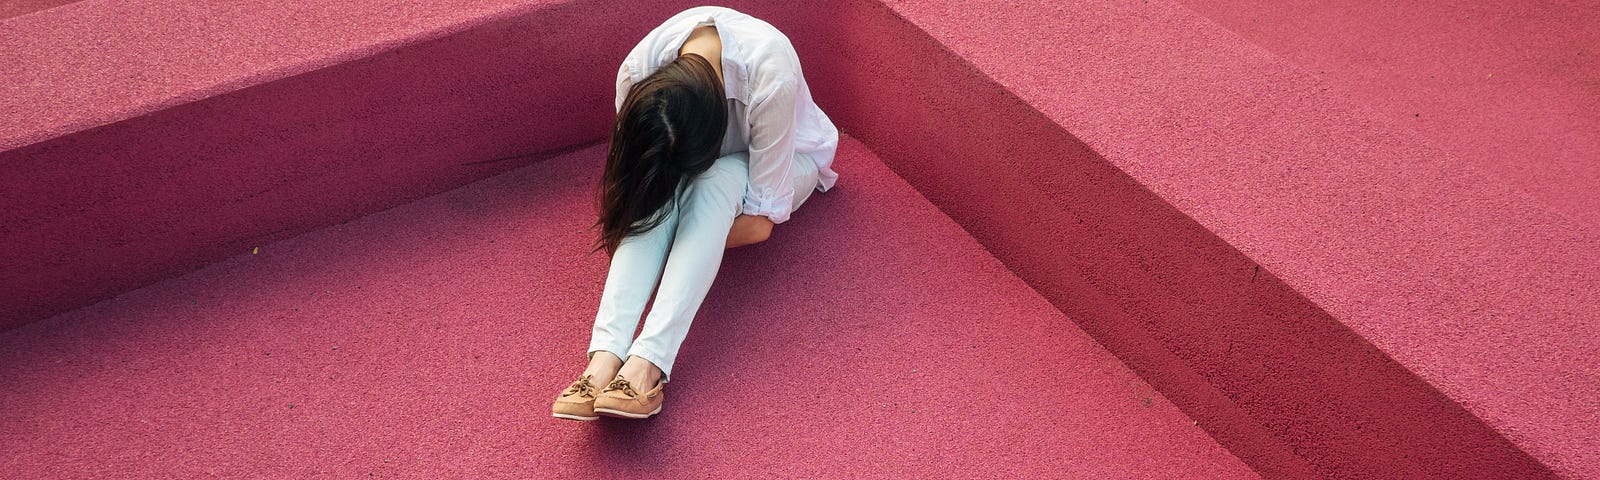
[587,151,819,384]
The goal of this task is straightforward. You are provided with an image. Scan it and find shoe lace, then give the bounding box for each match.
[603,376,639,398]
[563,374,596,398]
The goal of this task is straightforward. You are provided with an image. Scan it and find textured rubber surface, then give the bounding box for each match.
[1181,0,1600,230]
[789,0,1591,477]
[0,138,1256,478]
[1,0,542,151]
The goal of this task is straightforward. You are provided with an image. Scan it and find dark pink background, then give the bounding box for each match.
[2,0,1594,478]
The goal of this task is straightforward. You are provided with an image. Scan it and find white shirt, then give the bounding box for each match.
[616,6,840,224]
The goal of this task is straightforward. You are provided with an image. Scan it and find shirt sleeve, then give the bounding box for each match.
[615,62,636,114]
[741,78,801,224]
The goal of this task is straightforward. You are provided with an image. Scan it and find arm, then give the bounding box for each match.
[739,78,801,225]
[724,78,798,248]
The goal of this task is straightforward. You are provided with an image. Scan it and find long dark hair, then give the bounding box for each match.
[592,53,728,257]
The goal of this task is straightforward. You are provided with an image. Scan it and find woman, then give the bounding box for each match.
[552,6,840,421]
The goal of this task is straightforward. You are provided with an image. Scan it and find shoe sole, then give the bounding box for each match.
[552,412,598,421]
[593,404,663,419]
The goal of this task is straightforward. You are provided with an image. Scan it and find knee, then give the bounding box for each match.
[682,155,748,217]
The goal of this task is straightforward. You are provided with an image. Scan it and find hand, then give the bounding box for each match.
[726,214,774,249]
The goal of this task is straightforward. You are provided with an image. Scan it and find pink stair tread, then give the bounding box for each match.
[0,0,539,150]
[0,0,82,20]
[0,137,1256,478]
[1180,0,1600,229]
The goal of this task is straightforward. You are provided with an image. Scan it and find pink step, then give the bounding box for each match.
[0,137,1256,478]
[793,0,1594,477]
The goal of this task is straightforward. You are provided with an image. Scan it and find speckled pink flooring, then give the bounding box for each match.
[0,138,1256,478]
[1181,0,1600,230]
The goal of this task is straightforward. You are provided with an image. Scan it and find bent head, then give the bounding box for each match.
[593,53,728,257]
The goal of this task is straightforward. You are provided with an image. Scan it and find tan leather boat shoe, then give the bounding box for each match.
[552,373,600,421]
[593,374,664,419]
